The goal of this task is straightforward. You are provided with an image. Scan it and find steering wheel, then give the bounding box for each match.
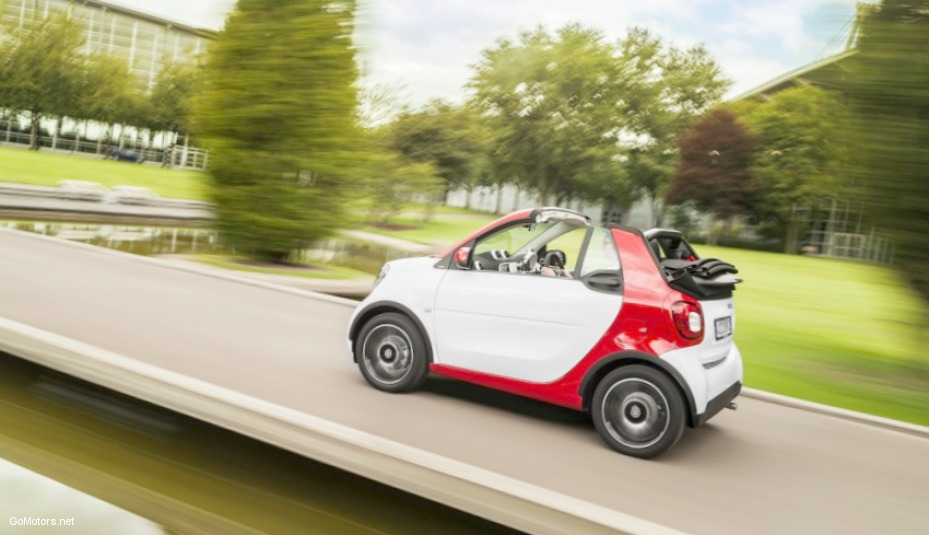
[542,250,566,269]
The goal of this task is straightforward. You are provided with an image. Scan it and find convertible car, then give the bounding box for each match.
[347,208,743,458]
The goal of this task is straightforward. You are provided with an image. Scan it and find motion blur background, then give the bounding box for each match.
[0,0,927,533]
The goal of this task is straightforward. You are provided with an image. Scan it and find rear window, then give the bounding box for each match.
[579,228,620,277]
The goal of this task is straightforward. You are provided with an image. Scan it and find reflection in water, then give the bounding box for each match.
[0,353,521,535]
[0,220,219,256]
[1,220,414,275]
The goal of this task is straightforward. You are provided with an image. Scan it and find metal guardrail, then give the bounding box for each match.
[0,183,212,208]
[0,132,209,170]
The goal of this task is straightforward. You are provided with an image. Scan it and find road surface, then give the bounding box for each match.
[0,228,926,535]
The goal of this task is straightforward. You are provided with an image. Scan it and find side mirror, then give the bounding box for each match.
[454,247,471,269]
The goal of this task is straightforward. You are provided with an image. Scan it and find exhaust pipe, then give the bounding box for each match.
[726,401,738,411]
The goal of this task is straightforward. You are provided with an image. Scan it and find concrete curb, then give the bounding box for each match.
[0,227,359,308]
[0,316,687,535]
[741,387,929,439]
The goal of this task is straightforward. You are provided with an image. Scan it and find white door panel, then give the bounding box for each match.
[434,271,621,382]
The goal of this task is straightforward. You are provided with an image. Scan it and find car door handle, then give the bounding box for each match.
[584,270,622,292]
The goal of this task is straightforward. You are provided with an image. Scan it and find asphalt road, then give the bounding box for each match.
[1,228,926,535]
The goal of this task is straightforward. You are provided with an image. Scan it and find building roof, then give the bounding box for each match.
[731,49,858,101]
[731,4,876,102]
[76,0,217,38]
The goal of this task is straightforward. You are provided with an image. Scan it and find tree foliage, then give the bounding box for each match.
[387,100,488,203]
[148,58,202,136]
[82,54,144,131]
[469,25,728,213]
[194,0,359,263]
[666,109,758,224]
[359,147,443,223]
[851,0,929,307]
[621,31,731,224]
[0,10,85,148]
[741,86,849,249]
[0,8,202,150]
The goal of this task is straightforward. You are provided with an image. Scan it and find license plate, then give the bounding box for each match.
[715,316,732,340]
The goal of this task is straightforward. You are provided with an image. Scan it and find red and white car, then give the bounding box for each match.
[347,208,742,458]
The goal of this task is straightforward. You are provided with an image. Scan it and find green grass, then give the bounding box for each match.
[193,255,372,281]
[697,245,929,426]
[0,146,208,199]
[358,214,500,247]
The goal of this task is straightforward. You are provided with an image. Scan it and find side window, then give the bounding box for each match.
[579,228,620,278]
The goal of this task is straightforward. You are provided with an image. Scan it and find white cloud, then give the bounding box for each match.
[104,0,861,108]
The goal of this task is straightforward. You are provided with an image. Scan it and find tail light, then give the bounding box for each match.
[671,301,704,341]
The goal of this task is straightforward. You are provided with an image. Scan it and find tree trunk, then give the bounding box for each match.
[464,188,472,210]
[495,184,504,214]
[29,110,40,150]
[422,192,438,223]
[785,217,800,254]
[512,187,521,212]
[706,213,718,246]
[52,117,62,150]
[651,194,665,228]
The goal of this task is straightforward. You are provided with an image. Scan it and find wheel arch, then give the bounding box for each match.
[349,301,434,364]
[579,351,698,428]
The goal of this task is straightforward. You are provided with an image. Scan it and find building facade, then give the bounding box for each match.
[0,0,212,91]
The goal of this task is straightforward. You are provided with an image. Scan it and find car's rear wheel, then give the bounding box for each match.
[592,365,685,458]
[356,313,429,393]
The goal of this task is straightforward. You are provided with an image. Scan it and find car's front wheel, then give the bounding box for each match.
[356,313,429,393]
[592,365,685,458]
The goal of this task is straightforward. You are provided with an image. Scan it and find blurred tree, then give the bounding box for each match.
[148,58,202,142]
[357,65,408,128]
[387,100,488,206]
[666,109,758,244]
[742,86,849,252]
[0,10,85,150]
[194,0,359,263]
[851,0,929,309]
[359,149,443,223]
[469,25,728,216]
[82,54,145,153]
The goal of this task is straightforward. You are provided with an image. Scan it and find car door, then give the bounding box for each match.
[432,227,623,383]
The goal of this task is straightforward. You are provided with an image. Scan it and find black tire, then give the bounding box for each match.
[355,313,429,393]
[591,365,685,459]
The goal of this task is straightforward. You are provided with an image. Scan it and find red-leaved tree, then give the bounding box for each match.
[666,109,758,243]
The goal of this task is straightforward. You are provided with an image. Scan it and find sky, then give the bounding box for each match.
[106,0,862,107]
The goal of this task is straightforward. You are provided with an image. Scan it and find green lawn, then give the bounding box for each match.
[0,146,208,199]
[697,245,929,426]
